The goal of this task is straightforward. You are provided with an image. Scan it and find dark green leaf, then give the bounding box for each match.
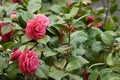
[1,25,13,35]
[110,4,118,14]
[3,42,14,51]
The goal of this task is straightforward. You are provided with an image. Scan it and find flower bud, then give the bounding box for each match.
[10,11,17,20]
[92,22,102,28]
[12,0,21,3]
[12,49,22,61]
[83,70,90,80]
[66,2,75,7]
[87,16,94,23]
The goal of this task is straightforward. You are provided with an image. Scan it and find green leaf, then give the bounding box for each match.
[21,11,34,23]
[6,61,18,79]
[27,0,42,13]
[110,4,118,15]
[50,5,62,14]
[54,59,66,69]
[107,53,114,66]
[99,68,120,80]
[105,18,116,30]
[91,41,103,52]
[37,35,50,44]
[69,74,83,80]
[35,63,49,79]
[88,27,102,38]
[88,71,98,80]
[101,31,114,46]
[19,45,27,52]
[70,7,79,17]
[3,42,14,51]
[6,3,18,16]
[1,25,13,35]
[72,48,85,56]
[43,49,57,57]
[21,35,30,43]
[66,56,89,71]
[0,6,5,17]
[49,66,67,80]
[55,24,69,32]
[0,53,4,74]
[71,31,88,47]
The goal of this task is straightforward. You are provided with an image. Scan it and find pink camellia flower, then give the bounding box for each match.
[12,49,22,61]
[12,0,21,3]
[19,49,39,74]
[0,22,14,42]
[87,16,94,23]
[66,2,75,7]
[25,14,50,40]
[10,11,17,20]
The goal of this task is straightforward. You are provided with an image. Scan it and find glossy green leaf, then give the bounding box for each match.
[88,71,98,80]
[43,49,57,57]
[70,7,79,17]
[49,66,67,80]
[91,41,103,52]
[37,35,50,44]
[6,3,18,16]
[3,42,14,51]
[6,61,18,79]
[50,5,62,14]
[101,31,114,46]
[1,25,13,35]
[105,18,116,30]
[21,11,34,23]
[69,74,83,80]
[107,53,114,66]
[27,0,42,12]
[66,56,89,71]
[54,59,66,69]
[35,63,49,79]
[0,6,5,17]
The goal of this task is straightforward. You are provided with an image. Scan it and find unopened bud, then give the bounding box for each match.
[10,11,17,20]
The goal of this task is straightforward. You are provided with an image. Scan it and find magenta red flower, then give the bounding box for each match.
[12,49,22,61]
[18,49,39,74]
[12,0,21,3]
[12,49,40,74]
[25,14,50,40]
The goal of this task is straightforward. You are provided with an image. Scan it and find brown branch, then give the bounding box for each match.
[0,0,2,6]
[102,0,110,26]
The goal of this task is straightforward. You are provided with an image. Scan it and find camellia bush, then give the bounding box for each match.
[0,0,120,80]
